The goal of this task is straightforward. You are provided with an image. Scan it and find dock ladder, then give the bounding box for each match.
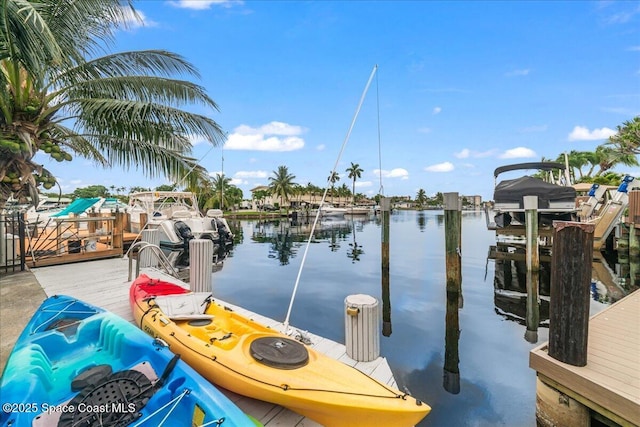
[127,241,180,281]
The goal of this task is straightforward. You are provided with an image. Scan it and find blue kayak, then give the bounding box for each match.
[0,295,258,427]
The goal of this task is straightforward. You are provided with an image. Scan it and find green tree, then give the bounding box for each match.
[607,116,640,156]
[253,189,269,210]
[593,144,639,177]
[328,171,340,202]
[73,185,108,199]
[269,165,296,211]
[345,162,363,205]
[196,174,239,211]
[415,189,427,209]
[155,184,177,192]
[0,0,225,209]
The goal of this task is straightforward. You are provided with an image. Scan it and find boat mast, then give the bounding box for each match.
[283,65,379,332]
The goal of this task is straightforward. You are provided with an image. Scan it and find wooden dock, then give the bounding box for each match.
[529,290,640,426]
[31,257,398,426]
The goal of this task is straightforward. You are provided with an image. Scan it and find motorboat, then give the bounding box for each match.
[319,204,347,217]
[128,191,234,248]
[343,205,374,216]
[491,162,577,228]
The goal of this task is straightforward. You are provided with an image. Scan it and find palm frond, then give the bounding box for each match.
[68,98,225,146]
[60,76,218,110]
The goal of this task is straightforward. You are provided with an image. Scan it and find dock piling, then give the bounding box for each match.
[380,197,392,337]
[524,196,540,343]
[548,221,595,366]
[443,192,462,393]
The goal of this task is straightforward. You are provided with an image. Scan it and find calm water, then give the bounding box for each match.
[203,210,607,426]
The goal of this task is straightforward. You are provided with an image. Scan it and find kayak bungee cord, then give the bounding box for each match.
[164,318,410,401]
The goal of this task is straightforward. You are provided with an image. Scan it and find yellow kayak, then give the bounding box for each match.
[130,274,430,426]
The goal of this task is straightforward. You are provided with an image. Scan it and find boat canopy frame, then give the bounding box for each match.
[493,162,566,178]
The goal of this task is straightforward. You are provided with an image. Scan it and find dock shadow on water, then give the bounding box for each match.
[211,210,633,427]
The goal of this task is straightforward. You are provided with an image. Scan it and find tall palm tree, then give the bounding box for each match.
[0,0,225,209]
[345,162,363,205]
[328,171,340,203]
[268,165,296,211]
[416,189,427,209]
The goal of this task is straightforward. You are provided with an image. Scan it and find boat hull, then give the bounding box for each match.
[0,295,256,427]
[129,274,430,427]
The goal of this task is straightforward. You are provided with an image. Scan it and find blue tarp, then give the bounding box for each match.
[51,198,101,217]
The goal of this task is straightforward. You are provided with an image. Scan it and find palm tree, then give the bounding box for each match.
[328,171,340,203]
[345,162,363,205]
[607,116,640,156]
[416,189,427,209]
[268,165,296,211]
[0,0,225,209]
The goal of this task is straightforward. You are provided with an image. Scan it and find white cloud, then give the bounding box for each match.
[568,125,616,141]
[234,170,268,179]
[373,168,410,180]
[355,181,373,188]
[499,147,537,159]
[505,69,530,77]
[432,107,442,115]
[418,127,432,134]
[229,177,244,186]
[454,148,470,159]
[119,8,158,29]
[168,0,240,10]
[424,162,454,172]
[316,144,326,151]
[225,121,306,151]
[627,46,640,51]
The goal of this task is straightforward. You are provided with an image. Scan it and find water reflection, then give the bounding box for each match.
[443,287,460,394]
[490,247,550,335]
[243,217,372,265]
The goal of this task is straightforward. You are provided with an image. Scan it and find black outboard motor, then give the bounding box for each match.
[174,220,194,250]
[213,218,233,246]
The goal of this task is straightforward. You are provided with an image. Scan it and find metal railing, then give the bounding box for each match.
[127,241,179,281]
[0,212,26,274]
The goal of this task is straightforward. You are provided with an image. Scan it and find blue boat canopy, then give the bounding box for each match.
[51,198,100,217]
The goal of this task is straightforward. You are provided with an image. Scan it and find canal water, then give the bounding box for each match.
[207,210,613,426]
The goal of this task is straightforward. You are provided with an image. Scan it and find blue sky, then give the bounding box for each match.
[43,1,639,200]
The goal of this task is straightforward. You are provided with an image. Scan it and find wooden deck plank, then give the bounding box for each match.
[31,257,400,426]
[530,290,640,426]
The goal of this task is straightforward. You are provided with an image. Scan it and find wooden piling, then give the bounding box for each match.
[443,192,462,393]
[444,193,462,294]
[380,197,392,337]
[548,221,594,366]
[524,196,540,343]
[113,212,124,251]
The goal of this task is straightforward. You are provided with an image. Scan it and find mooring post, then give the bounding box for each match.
[548,221,595,366]
[444,193,462,294]
[345,294,380,362]
[380,197,392,337]
[524,196,540,343]
[443,192,462,392]
[190,239,213,293]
